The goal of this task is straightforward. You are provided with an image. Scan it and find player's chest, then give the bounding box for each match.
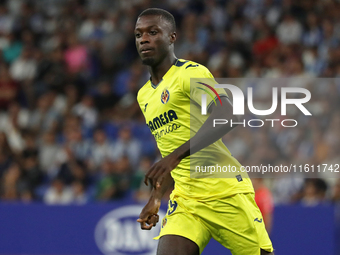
[142,81,187,122]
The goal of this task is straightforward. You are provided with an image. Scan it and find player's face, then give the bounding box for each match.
[135,15,174,66]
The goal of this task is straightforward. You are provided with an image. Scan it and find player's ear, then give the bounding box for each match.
[169,32,176,44]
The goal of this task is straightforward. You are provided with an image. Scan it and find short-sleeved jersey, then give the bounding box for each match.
[137,59,254,200]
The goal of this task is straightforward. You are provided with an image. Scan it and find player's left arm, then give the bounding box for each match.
[145,95,238,188]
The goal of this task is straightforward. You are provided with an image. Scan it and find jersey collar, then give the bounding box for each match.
[149,59,186,89]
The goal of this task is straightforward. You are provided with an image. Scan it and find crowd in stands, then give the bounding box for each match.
[0,0,339,206]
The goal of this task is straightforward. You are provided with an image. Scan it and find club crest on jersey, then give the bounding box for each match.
[161,89,170,104]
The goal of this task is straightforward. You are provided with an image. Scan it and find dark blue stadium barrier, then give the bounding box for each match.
[0,202,338,255]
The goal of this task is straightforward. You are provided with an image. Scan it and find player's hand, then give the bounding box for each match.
[137,196,161,230]
[144,153,181,189]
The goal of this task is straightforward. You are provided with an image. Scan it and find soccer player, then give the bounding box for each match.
[135,8,274,255]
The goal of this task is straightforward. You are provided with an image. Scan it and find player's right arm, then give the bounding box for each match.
[136,90,175,230]
[137,173,173,230]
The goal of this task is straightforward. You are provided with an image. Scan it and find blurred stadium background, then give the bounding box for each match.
[0,0,339,254]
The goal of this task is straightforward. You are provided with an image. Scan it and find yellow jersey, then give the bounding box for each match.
[137,59,254,201]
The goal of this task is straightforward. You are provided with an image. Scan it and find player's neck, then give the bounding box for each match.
[149,55,177,85]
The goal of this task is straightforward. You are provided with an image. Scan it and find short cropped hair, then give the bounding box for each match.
[138,8,176,32]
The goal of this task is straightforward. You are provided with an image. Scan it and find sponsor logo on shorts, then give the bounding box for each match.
[254,218,263,223]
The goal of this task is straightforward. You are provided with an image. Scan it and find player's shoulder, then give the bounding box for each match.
[175,59,212,77]
[137,80,151,103]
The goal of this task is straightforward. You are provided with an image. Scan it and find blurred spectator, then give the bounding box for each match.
[301,179,328,206]
[0,64,19,110]
[312,128,329,164]
[20,149,43,191]
[0,149,13,179]
[43,178,74,205]
[113,61,146,97]
[78,12,105,41]
[60,125,90,162]
[0,102,26,153]
[71,180,87,204]
[29,92,60,132]
[110,126,141,167]
[252,178,274,233]
[10,46,37,81]
[88,128,112,171]
[276,13,303,45]
[0,131,14,156]
[64,34,89,74]
[332,179,340,204]
[64,85,79,115]
[20,189,34,203]
[38,131,60,177]
[57,160,89,186]
[252,25,279,58]
[318,19,339,61]
[272,177,304,205]
[72,94,98,129]
[93,81,120,113]
[302,13,322,47]
[95,156,131,201]
[132,156,152,202]
[0,5,14,35]
[2,33,22,63]
[302,47,325,76]
[176,29,204,58]
[46,89,67,116]
[95,160,117,201]
[1,163,21,200]
[112,156,131,198]
[22,131,37,152]
[0,101,29,130]
[35,48,67,93]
